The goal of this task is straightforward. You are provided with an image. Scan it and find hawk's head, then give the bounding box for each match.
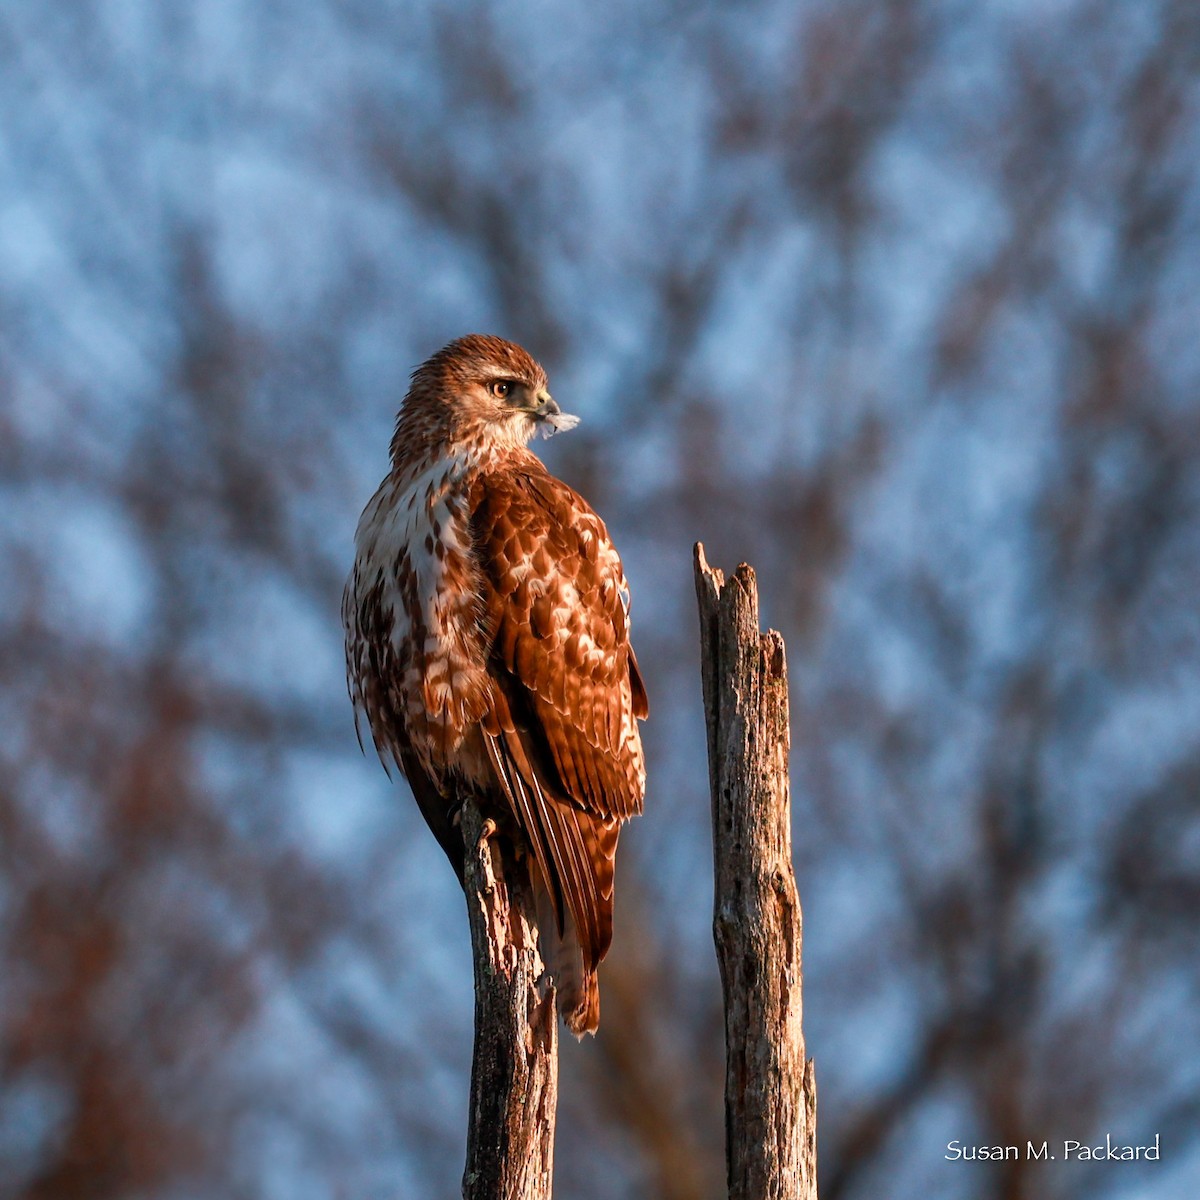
[392,335,579,465]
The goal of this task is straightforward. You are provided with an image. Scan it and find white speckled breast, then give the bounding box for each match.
[344,450,492,784]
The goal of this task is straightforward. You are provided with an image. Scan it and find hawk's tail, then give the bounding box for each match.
[484,723,617,1036]
[537,893,600,1037]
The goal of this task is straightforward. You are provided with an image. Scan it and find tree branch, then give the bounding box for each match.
[460,797,558,1200]
[694,543,818,1200]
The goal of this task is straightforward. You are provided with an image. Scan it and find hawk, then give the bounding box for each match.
[343,335,648,1035]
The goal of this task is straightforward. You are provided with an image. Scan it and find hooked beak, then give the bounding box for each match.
[532,389,561,419]
[529,389,580,438]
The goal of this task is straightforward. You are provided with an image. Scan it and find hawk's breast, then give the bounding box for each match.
[344,450,491,784]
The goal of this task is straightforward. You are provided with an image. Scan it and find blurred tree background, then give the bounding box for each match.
[2,2,1199,1198]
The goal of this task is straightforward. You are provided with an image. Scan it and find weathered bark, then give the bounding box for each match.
[693,543,818,1200]
[460,797,558,1200]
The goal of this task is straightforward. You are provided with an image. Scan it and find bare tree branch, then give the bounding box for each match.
[460,798,558,1200]
[694,544,817,1200]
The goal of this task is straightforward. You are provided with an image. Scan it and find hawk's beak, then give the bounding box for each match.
[533,390,560,419]
[531,389,580,438]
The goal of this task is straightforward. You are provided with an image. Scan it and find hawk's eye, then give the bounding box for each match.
[489,380,512,400]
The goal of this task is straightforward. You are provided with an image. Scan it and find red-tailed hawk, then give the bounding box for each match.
[343,335,648,1035]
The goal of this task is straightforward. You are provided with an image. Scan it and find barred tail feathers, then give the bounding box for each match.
[484,723,618,1034]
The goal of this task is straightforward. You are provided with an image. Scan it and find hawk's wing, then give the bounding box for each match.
[470,465,647,968]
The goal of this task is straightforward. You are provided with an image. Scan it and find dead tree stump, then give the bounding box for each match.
[460,798,558,1200]
[694,543,818,1200]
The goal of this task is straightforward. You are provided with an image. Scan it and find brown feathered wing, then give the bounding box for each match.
[470,466,648,1035]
